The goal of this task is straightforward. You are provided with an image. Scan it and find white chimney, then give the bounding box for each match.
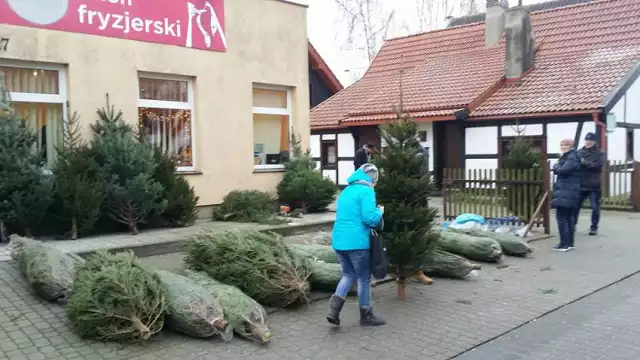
[485,0,509,47]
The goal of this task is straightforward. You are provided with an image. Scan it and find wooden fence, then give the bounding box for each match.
[442,162,551,234]
[443,161,640,234]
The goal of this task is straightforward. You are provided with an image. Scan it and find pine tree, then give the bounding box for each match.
[150,147,199,227]
[502,126,542,219]
[52,110,105,239]
[374,103,439,300]
[277,135,337,213]
[90,95,167,234]
[0,99,53,238]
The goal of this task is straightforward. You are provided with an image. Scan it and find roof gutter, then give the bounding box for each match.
[469,109,599,121]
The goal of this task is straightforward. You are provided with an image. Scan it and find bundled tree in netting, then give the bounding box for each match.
[53,110,105,239]
[10,235,83,302]
[212,189,285,225]
[155,269,232,340]
[90,96,167,234]
[185,230,311,307]
[186,270,272,344]
[67,251,166,342]
[502,129,542,219]
[277,135,338,213]
[373,103,440,300]
[150,147,199,227]
[0,99,54,238]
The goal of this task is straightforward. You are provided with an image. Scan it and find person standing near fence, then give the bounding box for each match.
[576,132,604,235]
[551,139,582,252]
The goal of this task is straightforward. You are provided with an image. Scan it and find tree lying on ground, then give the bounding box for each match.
[0,99,53,238]
[90,95,166,234]
[212,189,286,225]
[185,230,311,307]
[67,251,166,342]
[277,135,338,213]
[373,102,440,300]
[53,110,105,239]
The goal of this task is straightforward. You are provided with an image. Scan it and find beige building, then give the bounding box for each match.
[0,0,310,210]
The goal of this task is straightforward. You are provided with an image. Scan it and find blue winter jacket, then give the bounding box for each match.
[551,149,582,209]
[331,168,383,251]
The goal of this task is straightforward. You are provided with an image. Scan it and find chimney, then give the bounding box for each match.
[485,0,536,80]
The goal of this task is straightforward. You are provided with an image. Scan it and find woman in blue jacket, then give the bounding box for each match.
[551,139,582,251]
[326,163,386,327]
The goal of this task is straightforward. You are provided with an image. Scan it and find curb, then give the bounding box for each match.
[72,220,335,259]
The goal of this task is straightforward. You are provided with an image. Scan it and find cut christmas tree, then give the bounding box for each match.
[185,230,311,307]
[0,101,54,238]
[52,110,104,239]
[373,95,440,300]
[90,96,167,234]
[186,270,272,344]
[67,251,166,342]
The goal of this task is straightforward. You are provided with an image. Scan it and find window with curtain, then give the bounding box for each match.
[137,76,195,171]
[252,86,292,169]
[0,65,65,168]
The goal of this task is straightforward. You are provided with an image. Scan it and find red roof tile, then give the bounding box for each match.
[311,0,640,129]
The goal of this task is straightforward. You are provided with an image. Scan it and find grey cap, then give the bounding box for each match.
[360,163,379,184]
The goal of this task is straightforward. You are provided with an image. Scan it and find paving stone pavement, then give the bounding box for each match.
[453,272,640,360]
[1,210,640,360]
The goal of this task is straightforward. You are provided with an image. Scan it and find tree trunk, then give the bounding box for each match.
[131,315,151,340]
[71,217,78,240]
[25,227,33,239]
[129,223,139,235]
[0,221,6,243]
[396,266,408,300]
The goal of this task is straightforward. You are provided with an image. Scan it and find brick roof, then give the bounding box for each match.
[311,0,640,129]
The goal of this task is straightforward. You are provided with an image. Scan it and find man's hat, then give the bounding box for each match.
[584,132,597,141]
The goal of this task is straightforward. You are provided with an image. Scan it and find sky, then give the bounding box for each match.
[307,0,547,87]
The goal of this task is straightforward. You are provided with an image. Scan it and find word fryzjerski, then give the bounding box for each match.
[78,0,227,50]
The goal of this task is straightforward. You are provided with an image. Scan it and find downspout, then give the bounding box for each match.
[593,112,607,153]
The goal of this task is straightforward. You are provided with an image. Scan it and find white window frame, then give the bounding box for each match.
[0,60,68,172]
[252,83,293,172]
[137,73,196,173]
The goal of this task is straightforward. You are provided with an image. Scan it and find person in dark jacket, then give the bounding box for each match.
[353,143,376,170]
[327,163,386,327]
[551,139,582,251]
[576,132,604,235]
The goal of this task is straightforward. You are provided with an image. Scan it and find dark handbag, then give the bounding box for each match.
[369,229,388,280]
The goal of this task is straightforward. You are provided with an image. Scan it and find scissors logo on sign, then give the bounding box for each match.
[186,1,227,50]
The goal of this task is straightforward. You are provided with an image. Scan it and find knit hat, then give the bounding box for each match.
[360,163,379,184]
[584,132,597,141]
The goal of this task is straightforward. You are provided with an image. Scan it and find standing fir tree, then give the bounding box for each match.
[0,98,54,238]
[90,96,167,235]
[53,110,105,239]
[374,102,439,300]
[150,147,199,227]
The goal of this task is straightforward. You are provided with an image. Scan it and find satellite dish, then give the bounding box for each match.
[7,0,68,25]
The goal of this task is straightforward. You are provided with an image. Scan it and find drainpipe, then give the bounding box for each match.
[593,112,606,153]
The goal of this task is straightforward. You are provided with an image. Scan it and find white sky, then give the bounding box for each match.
[307,0,546,86]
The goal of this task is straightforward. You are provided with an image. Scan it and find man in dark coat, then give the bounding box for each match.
[576,132,604,235]
[354,143,376,170]
[551,139,582,252]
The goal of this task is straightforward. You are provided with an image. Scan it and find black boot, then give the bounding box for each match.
[360,307,386,327]
[326,295,345,326]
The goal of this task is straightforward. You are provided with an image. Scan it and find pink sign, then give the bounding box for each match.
[0,0,226,52]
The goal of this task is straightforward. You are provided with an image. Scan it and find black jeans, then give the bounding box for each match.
[575,190,601,231]
[556,207,576,248]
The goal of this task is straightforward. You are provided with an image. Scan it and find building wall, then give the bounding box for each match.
[607,72,640,161]
[309,68,334,108]
[0,0,310,206]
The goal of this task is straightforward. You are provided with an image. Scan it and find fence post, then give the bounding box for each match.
[543,160,551,234]
[442,168,448,220]
[632,162,640,211]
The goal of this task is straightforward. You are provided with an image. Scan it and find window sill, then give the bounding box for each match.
[253,165,286,173]
[176,170,203,176]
